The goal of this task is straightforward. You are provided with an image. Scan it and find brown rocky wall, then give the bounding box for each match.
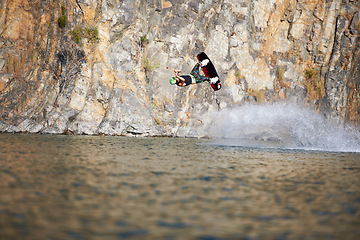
[0,0,359,136]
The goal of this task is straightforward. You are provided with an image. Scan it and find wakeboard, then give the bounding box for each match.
[197,52,221,91]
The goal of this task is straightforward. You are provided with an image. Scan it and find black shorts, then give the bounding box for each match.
[177,75,194,86]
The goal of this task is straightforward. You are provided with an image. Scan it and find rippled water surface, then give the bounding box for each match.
[0,133,359,240]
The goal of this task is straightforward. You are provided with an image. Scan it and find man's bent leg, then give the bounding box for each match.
[190,63,209,83]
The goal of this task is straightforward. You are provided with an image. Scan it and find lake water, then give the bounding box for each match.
[0,133,359,240]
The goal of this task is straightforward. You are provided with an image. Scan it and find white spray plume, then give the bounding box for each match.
[208,103,360,152]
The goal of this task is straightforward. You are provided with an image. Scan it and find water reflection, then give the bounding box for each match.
[0,134,359,239]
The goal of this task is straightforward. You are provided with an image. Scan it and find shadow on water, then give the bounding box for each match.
[208,103,360,153]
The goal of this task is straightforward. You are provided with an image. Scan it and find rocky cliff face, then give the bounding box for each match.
[0,0,359,136]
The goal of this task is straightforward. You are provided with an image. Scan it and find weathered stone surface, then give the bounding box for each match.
[0,0,359,136]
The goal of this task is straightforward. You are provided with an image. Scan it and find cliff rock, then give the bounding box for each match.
[0,0,359,136]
